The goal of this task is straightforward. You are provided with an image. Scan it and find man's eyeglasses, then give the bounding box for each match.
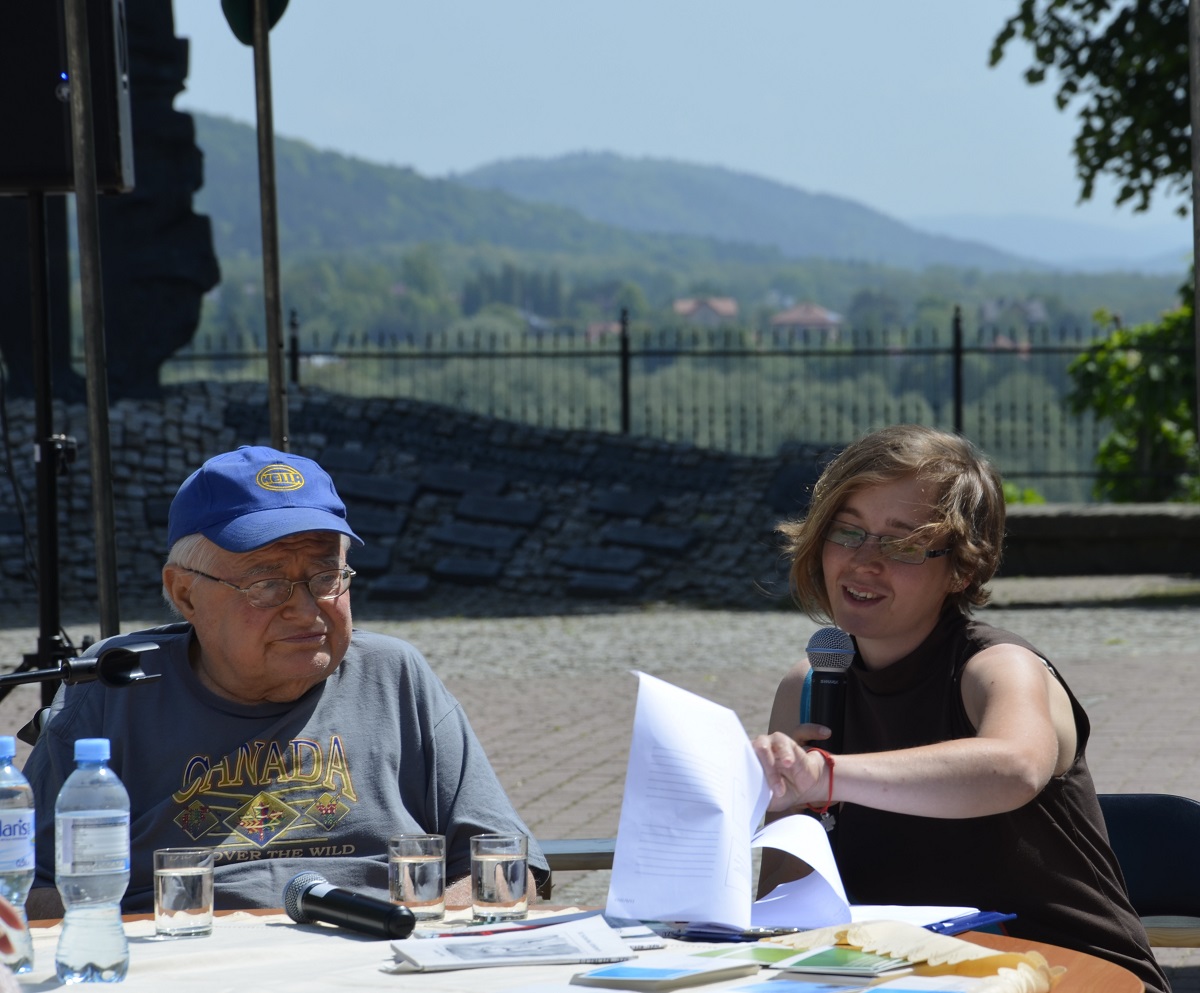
[825,522,952,565]
[185,567,356,608]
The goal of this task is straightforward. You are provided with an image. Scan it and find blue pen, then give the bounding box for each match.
[925,911,1016,935]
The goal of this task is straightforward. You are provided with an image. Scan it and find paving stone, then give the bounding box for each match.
[765,461,822,515]
[347,543,392,576]
[420,465,507,496]
[364,573,430,600]
[429,521,522,552]
[565,572,643,597]
[586,452,730,493]
[433,557,503,584]
[345,504,408,537]
[558,546,645,573]
[456,494,544,528]
[587,490,661,519]
[318,447,378,473]
[144,499,172,528]
[600,523,696,555]
[334,471,418,507]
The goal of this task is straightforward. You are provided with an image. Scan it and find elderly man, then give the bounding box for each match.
[25,446,548,917]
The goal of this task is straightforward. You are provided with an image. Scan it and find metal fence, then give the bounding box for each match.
[157,312,1132,502]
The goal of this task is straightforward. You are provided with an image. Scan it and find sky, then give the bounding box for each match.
[171,1,1191,250]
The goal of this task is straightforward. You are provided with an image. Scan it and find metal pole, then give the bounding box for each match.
[28,193,59,653]
[619,308,631,434]
[1190,0,1200,449]
[26,193,74,705]
[952,305,964,435]
[253,0,288,450]
[64,0,120,637]
[289,308,300,385]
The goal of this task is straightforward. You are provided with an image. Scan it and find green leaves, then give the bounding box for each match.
[1067,301,1198,500]
[991,0,1191,213]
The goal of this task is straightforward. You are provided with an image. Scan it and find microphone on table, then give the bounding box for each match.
[804,626,854,754]
[283,871,416,940]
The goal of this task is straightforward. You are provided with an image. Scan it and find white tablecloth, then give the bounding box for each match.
[24,912,753,993]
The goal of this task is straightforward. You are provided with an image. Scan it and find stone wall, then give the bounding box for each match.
[0,383,820,617]
[0,382,1195,620]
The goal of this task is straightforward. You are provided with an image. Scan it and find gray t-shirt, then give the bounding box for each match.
[25,623,548,912]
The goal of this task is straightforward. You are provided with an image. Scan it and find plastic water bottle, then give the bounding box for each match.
[54,738,130,983]
[0,736,35,973]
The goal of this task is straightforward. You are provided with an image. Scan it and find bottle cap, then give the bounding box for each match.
[0,736,13,760]
[74,738,110,762]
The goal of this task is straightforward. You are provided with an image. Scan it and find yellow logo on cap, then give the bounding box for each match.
[256,464,305,491]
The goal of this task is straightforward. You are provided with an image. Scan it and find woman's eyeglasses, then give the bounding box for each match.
[825,522,951,565]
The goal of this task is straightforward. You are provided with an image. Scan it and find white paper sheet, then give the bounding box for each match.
[605,672,771,928]
[603,673,979,935]
[749,815,852,928]
[851,905,981,927]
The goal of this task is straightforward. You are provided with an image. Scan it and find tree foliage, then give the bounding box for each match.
[462,263,566,318]
[990,0,1190,213]
[1068,295,1198,501]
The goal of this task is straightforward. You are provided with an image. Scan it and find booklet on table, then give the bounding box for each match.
[727,982,868,993]
[570,954,760,990]
[388,915,633,972]
[774,944,913,979]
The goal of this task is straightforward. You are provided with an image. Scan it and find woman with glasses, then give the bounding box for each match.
[752,424,1167,993]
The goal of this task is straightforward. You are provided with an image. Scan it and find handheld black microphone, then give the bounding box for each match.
[805,626,854,754]
[283,871,416,940]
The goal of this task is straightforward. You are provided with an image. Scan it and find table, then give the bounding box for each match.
[966,931,1143,993]
[22,912,1143,992]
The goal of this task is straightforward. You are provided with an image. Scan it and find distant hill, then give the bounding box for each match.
[192,114,781,267]
[456,152,1041,272]
[185,114,1179,327]
[193,116,1045,273]
[912,212,1193,276]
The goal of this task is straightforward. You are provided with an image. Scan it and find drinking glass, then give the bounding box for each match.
[470,834,528,921]
[388,833,446,920]
[153,848,215,937]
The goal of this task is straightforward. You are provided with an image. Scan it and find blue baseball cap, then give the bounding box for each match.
[167,446,363,553]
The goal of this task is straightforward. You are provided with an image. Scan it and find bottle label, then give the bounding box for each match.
[58,814,130,874]
[0,810,34,872]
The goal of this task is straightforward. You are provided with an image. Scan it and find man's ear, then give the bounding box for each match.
[162,565,199,621]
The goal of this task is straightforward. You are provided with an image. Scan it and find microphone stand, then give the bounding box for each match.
[0,192,83,711]
[2,642,162,745]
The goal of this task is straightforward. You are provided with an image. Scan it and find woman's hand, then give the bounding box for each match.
[752,732,830,812]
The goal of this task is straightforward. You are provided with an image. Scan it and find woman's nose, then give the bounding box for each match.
[849,536,888,564]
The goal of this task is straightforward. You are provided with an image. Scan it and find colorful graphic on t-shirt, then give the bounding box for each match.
[170,735,357,860]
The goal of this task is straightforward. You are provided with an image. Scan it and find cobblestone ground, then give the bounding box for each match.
[1,575,1197,987]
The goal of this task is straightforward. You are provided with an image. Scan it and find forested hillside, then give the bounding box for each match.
[189,113,1180,332]
[193,115,779,267]
[457,152,1035,271]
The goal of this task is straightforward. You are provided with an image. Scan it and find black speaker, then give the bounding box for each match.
[0,0,134,193]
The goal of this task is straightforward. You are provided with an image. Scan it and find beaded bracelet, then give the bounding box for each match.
[805,747,836,816]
